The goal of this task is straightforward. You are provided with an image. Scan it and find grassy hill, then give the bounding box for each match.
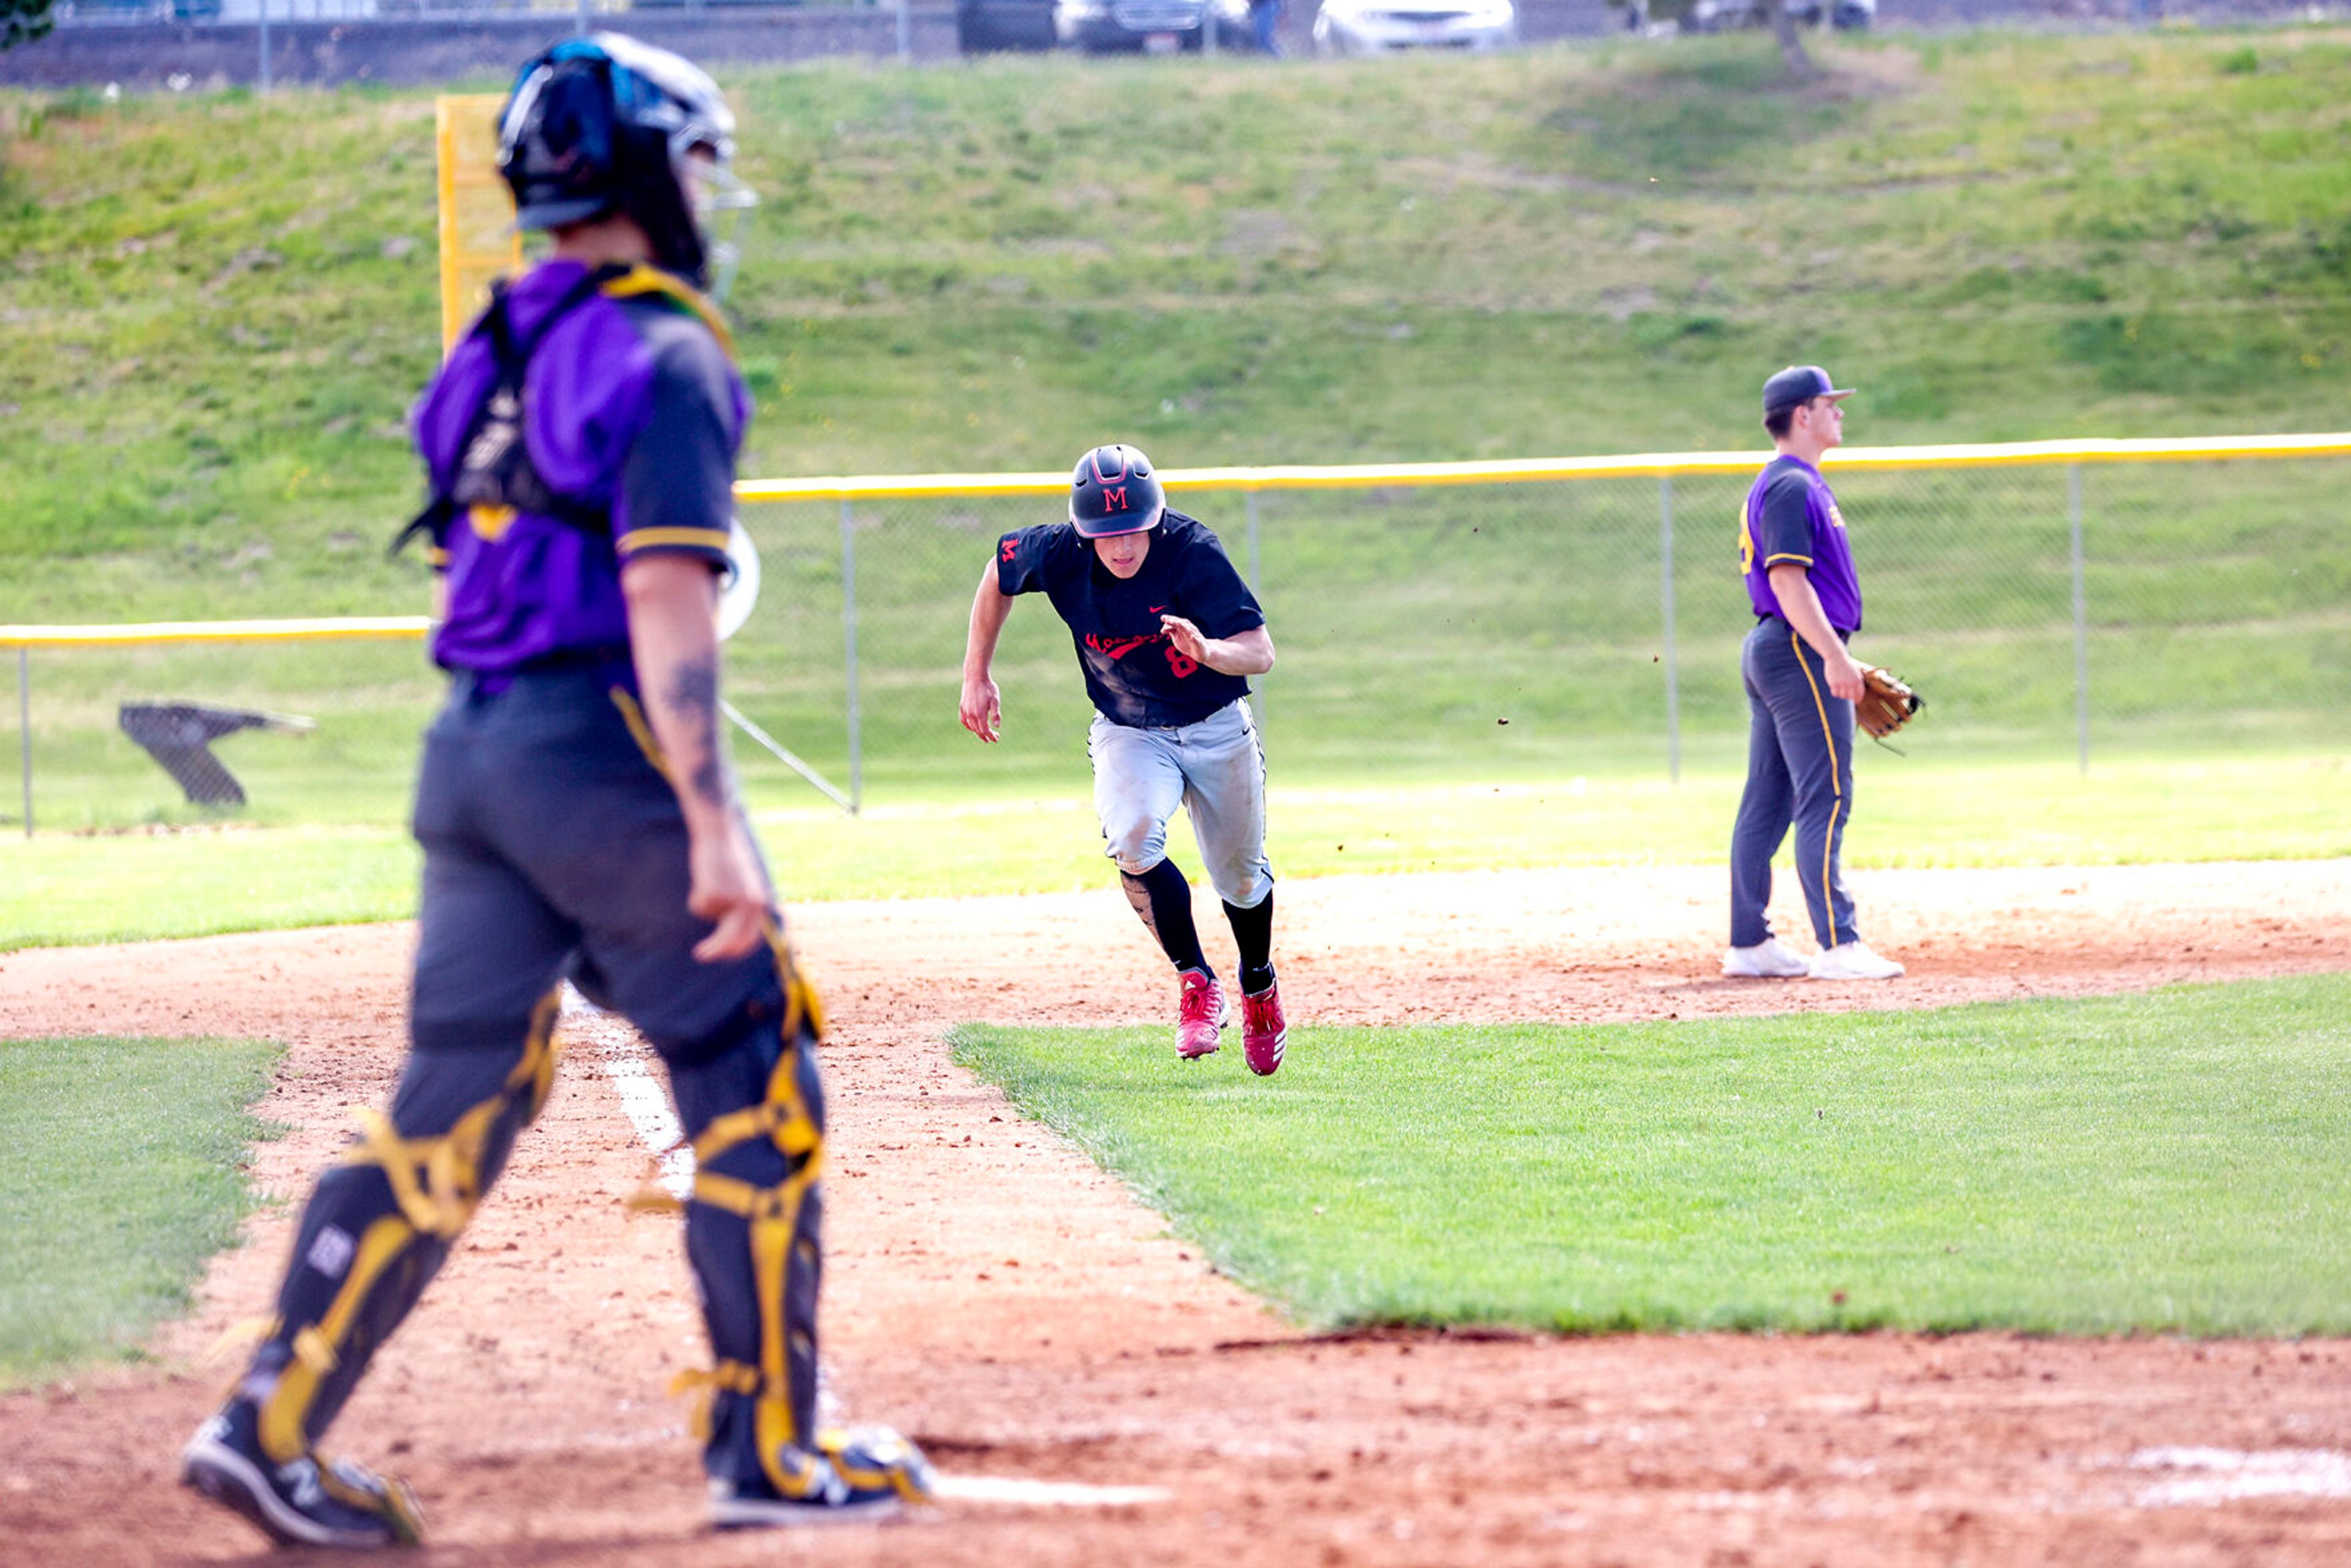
[1,29,2346,832]
[4,28,2348,623]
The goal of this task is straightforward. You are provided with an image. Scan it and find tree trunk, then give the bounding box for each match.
[1769,0,1815,78]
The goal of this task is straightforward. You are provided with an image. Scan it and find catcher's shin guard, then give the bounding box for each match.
[240,991,564,1461]
[666,938,835,1499]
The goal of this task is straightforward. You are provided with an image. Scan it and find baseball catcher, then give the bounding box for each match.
[179,36,931,1547]
[959,445,1289,1075]
[1722,365,1907,983]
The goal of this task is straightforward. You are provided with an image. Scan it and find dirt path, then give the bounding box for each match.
[1,861,2347,1566]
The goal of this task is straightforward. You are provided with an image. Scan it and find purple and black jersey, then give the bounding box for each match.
[1740,455,1863,635]
[996,509,1264,729]
[412,260,749,678]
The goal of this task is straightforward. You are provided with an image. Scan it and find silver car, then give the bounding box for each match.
[1311,0,1518,54]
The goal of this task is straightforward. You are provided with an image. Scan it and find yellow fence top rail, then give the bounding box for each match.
[7,432,2345,647]
[0,617,432,650]
[735,431,2351,503]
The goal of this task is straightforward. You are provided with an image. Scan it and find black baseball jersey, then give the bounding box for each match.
[996,509,1265,729]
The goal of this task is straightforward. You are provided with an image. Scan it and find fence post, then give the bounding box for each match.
[898,0,914,63]
[1660,475,1680,784]
[258,0,271,94]
[1245,490,1264,731]
[2069,462,2089,776]
[17,648,28,838]
[839,498,864,814]
[1245,489,1262,594]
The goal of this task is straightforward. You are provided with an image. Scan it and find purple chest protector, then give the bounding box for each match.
[392,266,617,564]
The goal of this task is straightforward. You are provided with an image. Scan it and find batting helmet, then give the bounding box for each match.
[497,34,746,290]
[1069,445,1165,538]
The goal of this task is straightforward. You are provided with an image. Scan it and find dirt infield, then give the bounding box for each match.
[2,860,2348,1566]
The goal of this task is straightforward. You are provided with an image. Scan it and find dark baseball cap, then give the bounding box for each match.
[1762,364,1856,416]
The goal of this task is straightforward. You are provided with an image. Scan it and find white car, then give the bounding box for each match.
[1311,0,1517,55]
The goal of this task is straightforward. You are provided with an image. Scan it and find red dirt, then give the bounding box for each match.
[2,860,2347,1567]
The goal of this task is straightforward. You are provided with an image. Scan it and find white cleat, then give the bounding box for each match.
[1808,940,1906,981]
[1722,937,1812,978]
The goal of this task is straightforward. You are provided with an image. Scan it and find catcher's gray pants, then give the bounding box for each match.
[1089,697,1273,910]
[1730,618,1862,950]
[241,667,830,1496]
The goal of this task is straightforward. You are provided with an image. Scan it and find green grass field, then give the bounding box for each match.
[953,973,2351,1335]
[0,1035,282,1386]
[1,749,2341,950]
[5,29,2349,1381]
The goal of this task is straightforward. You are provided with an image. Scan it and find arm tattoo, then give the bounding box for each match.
[667,658,719,726]
[664,657,730,809]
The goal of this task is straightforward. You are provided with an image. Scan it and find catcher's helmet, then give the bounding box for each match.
[497,34,748,290]
[1069,445,1164,538]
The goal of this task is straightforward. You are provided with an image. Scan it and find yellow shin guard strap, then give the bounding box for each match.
[669,1360,762,1442]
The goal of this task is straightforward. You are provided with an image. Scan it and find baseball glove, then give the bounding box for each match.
[1855,664,1923,741]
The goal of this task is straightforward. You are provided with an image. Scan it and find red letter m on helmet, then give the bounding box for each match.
[1104,485,1128,511]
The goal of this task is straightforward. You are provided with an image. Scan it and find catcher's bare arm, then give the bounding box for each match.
[1766,562,1864,702]
[623,553,768,962]
[960,559,1013,743]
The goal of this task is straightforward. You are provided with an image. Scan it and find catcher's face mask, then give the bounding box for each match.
[683,148,758,304]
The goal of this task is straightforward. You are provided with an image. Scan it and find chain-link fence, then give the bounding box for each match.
[7,438,2346,833]
[724,440,2351,803]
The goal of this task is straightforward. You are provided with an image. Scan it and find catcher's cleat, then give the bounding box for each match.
[1722,938,1811,979]
[822,1425,937,1504]
[181,1400,425,1550]
[1240,979,1287,1076]
[1175,969,1228,1060]
[710,1429,933,1529]
[1808,940,1905,981]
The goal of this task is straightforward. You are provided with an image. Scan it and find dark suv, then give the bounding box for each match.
[1054,0,1250,52]
[958,0,1057,51]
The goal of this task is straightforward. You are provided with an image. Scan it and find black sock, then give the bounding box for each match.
[1224,891,1275,994]
[1120,860,1209,976]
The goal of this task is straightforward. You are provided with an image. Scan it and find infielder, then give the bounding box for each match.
[1723,365,1905,981]
[959,445,1288,1074]
[179,37,930,1547]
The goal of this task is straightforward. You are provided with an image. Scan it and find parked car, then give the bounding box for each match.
[1311,0,1517,56]
[1620,0,1870,31]
[1787,0,1873,29]
[1054,0,1250,53]
[959,0,1058,52]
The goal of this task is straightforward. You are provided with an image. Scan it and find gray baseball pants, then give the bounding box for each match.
[1088,698,1273,910]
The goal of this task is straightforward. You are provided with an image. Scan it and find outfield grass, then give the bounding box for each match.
[0,1035,282,1386]
[952,973,2351,1335]
[1,750,2341,950]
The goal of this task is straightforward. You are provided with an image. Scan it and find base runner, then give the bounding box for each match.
[959,444,1289,1075]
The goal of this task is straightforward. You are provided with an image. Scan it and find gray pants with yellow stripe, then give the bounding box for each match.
[238,667,833,1501]
[1730,617,1863,951]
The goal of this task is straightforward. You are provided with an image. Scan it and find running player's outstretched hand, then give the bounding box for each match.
[688,823,770,961]
[960,673,1002,743]
[1160,614,1211,665]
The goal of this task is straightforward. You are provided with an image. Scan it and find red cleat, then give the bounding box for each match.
[1240,980,1286,1076]
[1176,970,1227,1060]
